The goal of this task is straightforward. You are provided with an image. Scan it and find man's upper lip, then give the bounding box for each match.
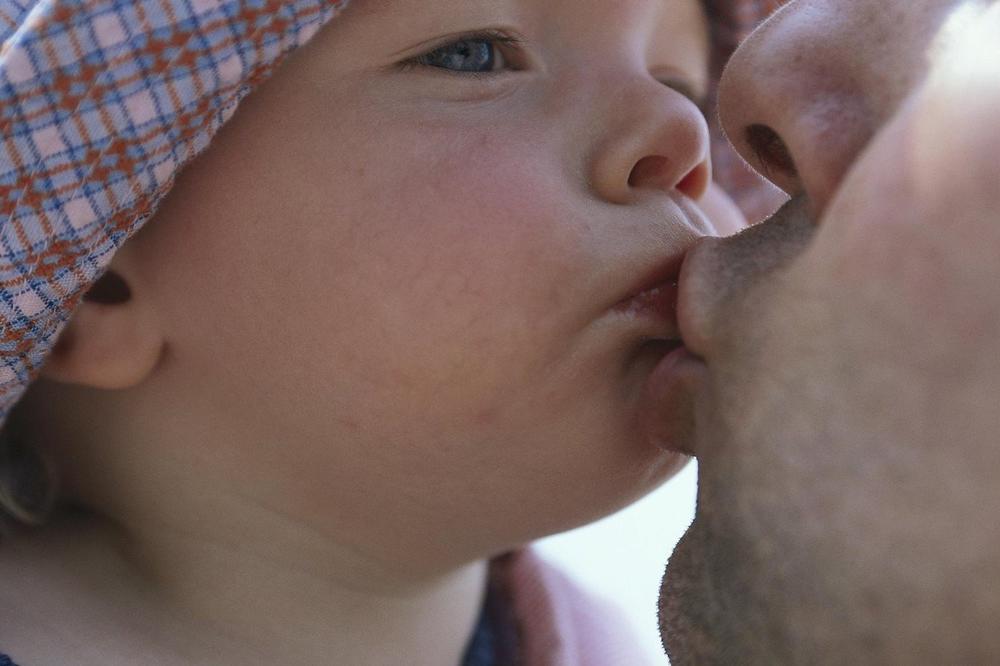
[674,195,812,358]
[675,240,709,358]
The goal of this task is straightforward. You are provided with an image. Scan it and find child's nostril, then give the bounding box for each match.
[628,155,670,188]
[746,124,798,179]
[629,156,708,199]
[675,163,709,200]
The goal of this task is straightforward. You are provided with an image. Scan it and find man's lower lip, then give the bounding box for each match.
[640,345,707,455]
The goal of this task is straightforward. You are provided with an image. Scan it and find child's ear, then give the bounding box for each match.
[40,259,165,390]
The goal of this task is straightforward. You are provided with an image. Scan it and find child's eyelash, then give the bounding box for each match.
[459,29,523,49]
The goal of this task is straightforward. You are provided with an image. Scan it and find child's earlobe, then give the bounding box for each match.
[40,269,165,390]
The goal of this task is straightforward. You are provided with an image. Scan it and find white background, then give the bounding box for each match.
[535,462,698,665]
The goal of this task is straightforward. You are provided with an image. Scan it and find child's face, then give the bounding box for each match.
[126,0,742,568]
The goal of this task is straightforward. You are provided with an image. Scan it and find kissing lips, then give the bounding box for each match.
[637,242,712,456]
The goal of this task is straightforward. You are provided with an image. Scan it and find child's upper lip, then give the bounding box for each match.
[605,194,715,337]
[610,248,689,345]
[611,198,712,317]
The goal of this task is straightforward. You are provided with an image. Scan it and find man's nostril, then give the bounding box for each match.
[746,124,798,179]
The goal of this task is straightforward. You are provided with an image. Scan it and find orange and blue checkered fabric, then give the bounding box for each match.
[0,0,350,429]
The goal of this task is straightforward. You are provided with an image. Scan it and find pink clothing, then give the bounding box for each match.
[500,549,664,665]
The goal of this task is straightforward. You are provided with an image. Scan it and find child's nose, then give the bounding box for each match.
[589,77,711,205]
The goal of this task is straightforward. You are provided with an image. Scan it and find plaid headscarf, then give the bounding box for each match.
[0,0,351,434]
[0,0,781,434]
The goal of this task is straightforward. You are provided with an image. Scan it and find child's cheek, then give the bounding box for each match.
[353,126,587,398]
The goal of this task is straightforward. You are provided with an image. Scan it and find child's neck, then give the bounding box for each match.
[0,505,489,665]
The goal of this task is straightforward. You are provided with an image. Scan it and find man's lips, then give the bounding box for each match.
[640,196,813,456]
[674,195,812,359]
[639,344,705,456]
[674,236,715,360]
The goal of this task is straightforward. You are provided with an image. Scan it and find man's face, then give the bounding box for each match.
[653,0,1000,662]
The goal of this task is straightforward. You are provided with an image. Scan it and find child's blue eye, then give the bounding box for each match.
[405,32,523,75]
[416,38,505,73]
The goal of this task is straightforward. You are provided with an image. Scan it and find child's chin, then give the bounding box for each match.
[538,450,691,538]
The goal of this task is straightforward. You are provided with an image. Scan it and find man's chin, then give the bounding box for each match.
[658,523,718,665]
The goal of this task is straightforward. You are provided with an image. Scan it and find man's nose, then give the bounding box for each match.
[717,0,955,217]
[589,76,712,206]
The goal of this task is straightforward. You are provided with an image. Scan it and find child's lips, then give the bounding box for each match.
[612,279,682,339]
[610,193,710,332]
[612,254,685,341]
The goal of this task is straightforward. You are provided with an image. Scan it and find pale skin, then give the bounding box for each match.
[0,1,745,664]
[653,0,1000,663]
